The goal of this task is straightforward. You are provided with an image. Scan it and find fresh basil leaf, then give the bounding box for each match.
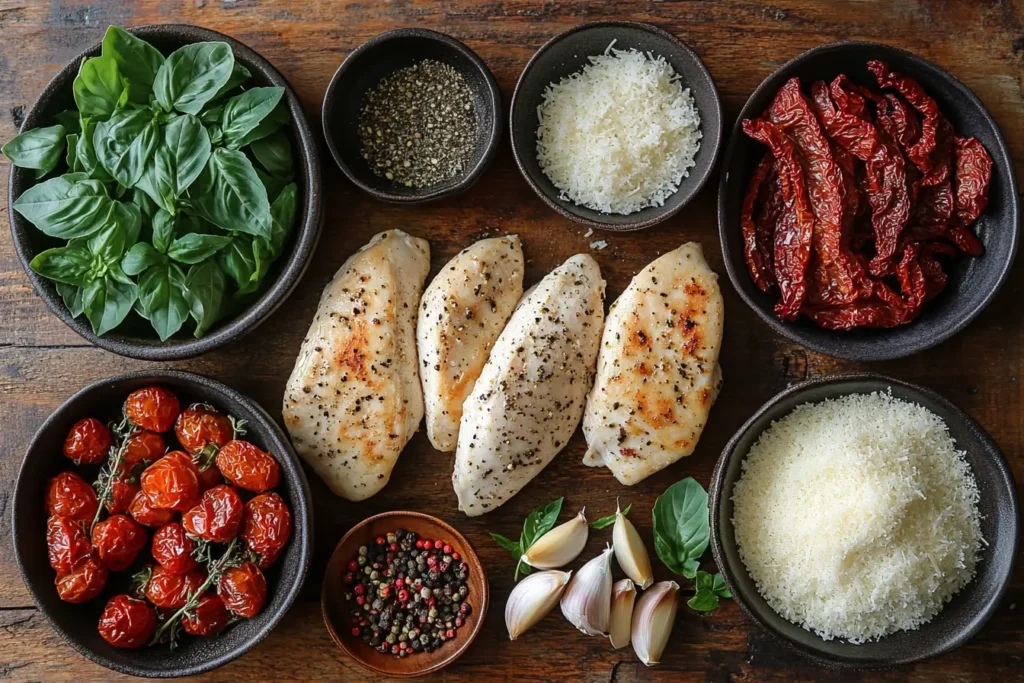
[65,133,81,171]
[167,233,231,264]
[255,166,288,203]
[652,477,710,579]
[137,114,211,213]
[54,110,81,134]
[138,262,190,340]
[245,236,275,294]
[590,503,632,530]
[522,497,564,551]
[687,589,719,612]
[122,242,164,276]
[12,175,113,238]
[94,107,160,188]
[213,61,251,101]
[101,25,165,104]
[217,234,260,292]
[131,186,158,222]
[83,270,137,336]
[220,87,284,147]
[250,130,293,178]
[231,99,288,148]
[490,532,522,556]
[199,103,224,126]
[3,125,67,174]
[152,209,176,253]
[73,55,126,119]
[76,118,113,182]
[188,147,271,238]
[694,570,714,592]
[268,182,297,257]
[29,243,93,286]
[109,201,142,248]
[56,281,85,317]
[184,258,226,337]
[153,42,234,115]
[87,219,131,267]
[712,573,731,599]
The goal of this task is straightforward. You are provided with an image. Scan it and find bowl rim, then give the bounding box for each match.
[320,510,489,678]
[715,40,1020,362]
[11,368,314,678]
[508,19,723,232]
[321,27,503,205]
[708,372,1020,669]
[7,23,324,361]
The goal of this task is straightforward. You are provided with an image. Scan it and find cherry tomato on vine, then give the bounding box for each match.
[55,555,107,603]
[140,451,200,511]
[241,492,292,568]
[127,490,176,528]
[145,565,207,610]
[98,594,157,649]
[92,514,147,571]
[181,592,231,636]
[182,485,243,543]
[151,522,197,575]
[62,418,112,465]
[122,430,166,467]
[175,405,234,455]
[125,386,180,433]
[215,441,279,493]
[217,561,266,618]
[46,515,91,574]
[45,471,99,524]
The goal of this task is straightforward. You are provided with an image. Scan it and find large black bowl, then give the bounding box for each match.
[717,42,1019,361]
[12,370,313,678]
[709,374,1018,668]
[8,24,324,361]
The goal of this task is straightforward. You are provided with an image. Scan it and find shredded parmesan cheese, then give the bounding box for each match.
[535,42,701,215]
[732,391,982,643]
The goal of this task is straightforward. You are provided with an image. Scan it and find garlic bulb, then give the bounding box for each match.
[608,578,636,649]
[612,503,653,589]
[522,508,588,569]
[631,581,680,666]
[560,545,613,636]
[505,570,571,640]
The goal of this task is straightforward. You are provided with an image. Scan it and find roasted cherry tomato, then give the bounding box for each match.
[62,417,112,465]
[241,492,292,568]
[127,490,176,528]
[98,594,157,649]
[215,441,279,493]
[145,565,207,610]
[140,451,200,511]
[217,561,266,618]
[106,466,141,515]
[181,592,231,636]
[175,404,234,455]
[122,430,166,467]
[196,462,223,492]
[92,514,147,571]
[151,522,197,575]
[125,386,181,433]
[46,515,91,574]
[182,485,243,543]
[45,471,99,524]
[56,555,107,603]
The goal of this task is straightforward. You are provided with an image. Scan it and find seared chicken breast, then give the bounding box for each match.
[583,243,723,486]
[453,254,605,516]
[417,236,525,452]
[283,230,430,501]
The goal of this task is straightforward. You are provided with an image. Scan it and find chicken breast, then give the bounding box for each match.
[417,236,525,452]
[453,254,605,516]
[282,229,430,501]
[582,243,723,486]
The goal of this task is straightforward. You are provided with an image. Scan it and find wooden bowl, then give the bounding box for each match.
[321,511,488,677]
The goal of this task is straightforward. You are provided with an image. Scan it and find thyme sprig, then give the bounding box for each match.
[90,412,134,532]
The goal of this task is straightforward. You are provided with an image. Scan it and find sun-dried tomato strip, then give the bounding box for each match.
[948,224,984,256]
[741,153,776,292]
[895,243,927,321]
[953,135,993,226]
[754,170,782,288]
[919,241,957,301]
[868,60,940,178]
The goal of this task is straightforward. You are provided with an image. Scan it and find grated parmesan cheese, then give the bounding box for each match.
[731,391,982,643]
[535,42,701,215]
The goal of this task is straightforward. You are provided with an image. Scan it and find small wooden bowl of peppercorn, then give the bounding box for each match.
[322,511,488,677]
[322,28,501,204]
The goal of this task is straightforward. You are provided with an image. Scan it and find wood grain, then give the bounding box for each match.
[0,1,1021,681]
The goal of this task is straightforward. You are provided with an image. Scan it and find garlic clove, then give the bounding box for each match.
[560,544,613,636]
[608,578,636,649]
[522,508,588,569]
[505,569,572,641]
[631,580,680,666]
[612,503,653,589]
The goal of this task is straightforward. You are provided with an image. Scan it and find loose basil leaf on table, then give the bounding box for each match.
[686,570,732,612]
[220,86,284,147]
[137,261,190,340]
[652,477,710,579]
[83,267,138,336]
[153,41,234,115]
[2,125,66,174]
[167,233,232,264]
[94,107,161,188]
[185,257,226,337]
[73,55,128,119]
[489,496,565,580]
[101,25,165,104]
[12,174,114,238]
[136,114,211,213]
[188,147,271,238]
[590,502,632,530]
[251,130,294,178]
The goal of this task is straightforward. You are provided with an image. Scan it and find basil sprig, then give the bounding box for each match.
[490,497,564,581]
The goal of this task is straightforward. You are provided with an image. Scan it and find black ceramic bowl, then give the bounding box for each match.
[12,370,313,678]
[717,42,1019,362]
[709,373,1019,668]
[509,21,722,231]
[322,28,501,204]
[8,24,323,361]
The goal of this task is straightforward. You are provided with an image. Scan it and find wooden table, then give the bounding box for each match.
[1,1,1021,681]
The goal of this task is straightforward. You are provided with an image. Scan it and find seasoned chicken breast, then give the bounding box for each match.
[283,230,430,501]
[417,236,525,452]
[453,254,605,516]
[583,243,723,486]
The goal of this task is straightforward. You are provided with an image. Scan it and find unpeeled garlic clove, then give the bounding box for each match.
[612,503,653,589]
[522,508,588,569]
[505,569,572,641]
[631,581,680,666]
[560,544,613,636]
[608,578,636,649]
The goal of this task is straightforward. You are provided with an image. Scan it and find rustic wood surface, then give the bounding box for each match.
[0,1,1021,681]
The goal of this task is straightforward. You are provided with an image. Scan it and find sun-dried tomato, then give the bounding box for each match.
[868,60,941,176]
[741,153,776,292]
[953,135,993,228]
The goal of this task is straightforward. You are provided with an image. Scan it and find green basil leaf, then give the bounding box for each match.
[122,242,164,276]
[153,42,234,115]
[712,573,731,599]
[152,209,176,253]
[3,125,67,173]
[87,219,131,266]
[29,243,93,286]
[188,147,271,238]
[213,61,251,101]
[232,99,288,148]
[73,55,126,119]
[652,477,710,579]
[268,182,297,257]
[199,103,224,126]
[590,502,632,530]
[101,25,165,104]
[167,233,231,264]
[56,281,85,317]
[217,234,258,290]
[694,570,714,592]
[490,533,521,556]
[138,262,190,340]
[687,589,719,612]
[65,133,81,172]
[54,110,81,134]
[109,201,142,248]
[83,269,137,336]
[12,175,113,238]
[244,237,275,294]
[220,87,284,147]
[131,187,158,222]
[522,497,564,551]
[255,166,288,203]
[184,258,226,337]
[137,114,211,213]
[94,107,160,188]
[250,130,293,178]
[76,118,113,182]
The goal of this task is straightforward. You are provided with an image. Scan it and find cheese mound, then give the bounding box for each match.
[732,392,982,643]
[535,43,702,215]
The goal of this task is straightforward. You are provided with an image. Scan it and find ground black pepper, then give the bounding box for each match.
[358,59,477,189]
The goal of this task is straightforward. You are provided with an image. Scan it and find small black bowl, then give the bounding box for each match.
[717,42,1019,362]
[12,370,313,678]
[509,21,722,231]
[709,373,1019,668]
[322,28,501,204]
[8,24,324,361]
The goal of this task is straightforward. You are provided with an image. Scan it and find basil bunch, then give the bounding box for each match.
[3,25,298,340]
